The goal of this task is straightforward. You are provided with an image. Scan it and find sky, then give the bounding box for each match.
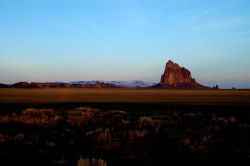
[0,0,250,88]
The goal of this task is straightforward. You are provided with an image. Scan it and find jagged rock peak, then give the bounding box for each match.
[159,60,201,88]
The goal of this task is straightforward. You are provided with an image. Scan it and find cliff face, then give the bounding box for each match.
[158,60,203,88]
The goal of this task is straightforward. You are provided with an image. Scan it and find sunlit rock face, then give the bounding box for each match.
[159,60,202,88]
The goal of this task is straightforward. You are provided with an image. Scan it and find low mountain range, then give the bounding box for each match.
[0,81,156,89]
[8,81,121,88]
[0,60,209,89]
[71,80,156,88]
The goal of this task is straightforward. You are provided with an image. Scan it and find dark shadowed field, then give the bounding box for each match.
[0,89,250,166]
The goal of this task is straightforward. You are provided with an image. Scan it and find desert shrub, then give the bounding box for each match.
[95,128,112,144]
[47,141,56,148]
[14,108,61,125]
[0,115,11,123]
[22,108,38,115]
[22,108,55,116]
[53,115,64,121]
[184,113,197,118]
[129,129,147,140]
[77,157,107,166]
[138,116,153,127]
[108,110,127,115]
[179,133,214,153]
[85,128,103,137]
[67,114,85,125]
[138,116,162,134]
[229,116,236,123]
[0,134,13,142]
[67,107,102,125]
[181,135,191,146]
[122,119,130,126]
[54,158,68,166]
[76,107,100,112]
[15,133,25,141]
[239,123,249,131]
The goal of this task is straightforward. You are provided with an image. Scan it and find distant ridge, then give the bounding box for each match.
[0,60,210,89]
[0,83,11,88]
[71,80,156,88]
[0,81,121,89]
[0,81,156,89]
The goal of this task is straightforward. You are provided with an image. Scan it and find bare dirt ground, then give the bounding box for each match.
[0,88,250,105]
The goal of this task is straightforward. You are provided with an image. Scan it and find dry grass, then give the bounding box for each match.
[77,157,107,166]
[0,108,62,125]
[0,88,250,105]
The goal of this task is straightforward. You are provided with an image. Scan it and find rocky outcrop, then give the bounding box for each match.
[155,60,205,88]
[13,82,30,88]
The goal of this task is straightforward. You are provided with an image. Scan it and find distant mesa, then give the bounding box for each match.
[71,80,156,88]
[154,60,206,89]
[13,82,30,88]
[0,81,156,89]
[9,81,121,89]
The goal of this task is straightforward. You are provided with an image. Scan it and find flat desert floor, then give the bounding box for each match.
[0,88,250,105]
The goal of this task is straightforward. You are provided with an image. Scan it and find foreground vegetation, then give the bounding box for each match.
[0,89,249,165]
[0,105,249,166]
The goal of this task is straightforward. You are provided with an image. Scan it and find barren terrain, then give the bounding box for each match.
[0,88,250,105]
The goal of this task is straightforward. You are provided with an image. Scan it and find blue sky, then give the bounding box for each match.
[0,0,250,88]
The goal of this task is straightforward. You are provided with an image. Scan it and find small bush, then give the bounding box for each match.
[96,129,112,144]
[138,116,153,127]
[77,157,107,166]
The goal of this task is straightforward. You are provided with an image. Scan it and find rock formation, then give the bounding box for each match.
[13,82,30,88]
[156,60,204,88]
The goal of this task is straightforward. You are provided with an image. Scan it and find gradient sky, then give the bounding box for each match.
[0,0,250,88]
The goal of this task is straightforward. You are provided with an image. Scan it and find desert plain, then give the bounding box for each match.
[0,88,250,105]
